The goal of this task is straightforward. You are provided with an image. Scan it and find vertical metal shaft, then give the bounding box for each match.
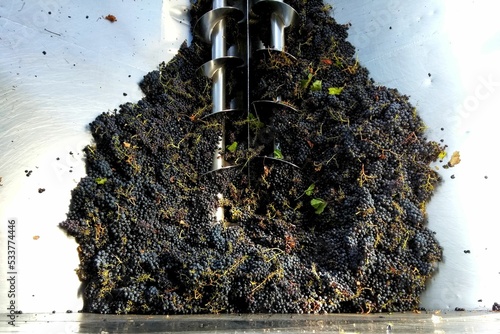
[211,4,227,171]
[211,0,227,106]
[251,0,298,158]
[211,0,227,223]
[270,12,285,51]
[195,0,299,224]
[270,4,285,154]
[195,0,245,224]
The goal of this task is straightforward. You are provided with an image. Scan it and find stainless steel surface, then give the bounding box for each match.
[250,0,298,158]
[195,7,243,44]
[199,56,243,78]
[252,0,298,51]
[196,0,245,224]
[1,312,500,333]
[1,0,499,321]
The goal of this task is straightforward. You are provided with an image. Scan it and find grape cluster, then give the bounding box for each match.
[60,0,444,314]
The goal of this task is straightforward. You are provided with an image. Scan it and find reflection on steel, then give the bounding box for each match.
[252,0,298,52]
[2,312,498,333]
[195,0,244,171]
[1,0,499,314]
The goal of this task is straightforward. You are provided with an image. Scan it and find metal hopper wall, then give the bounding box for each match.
[0,0,499,322]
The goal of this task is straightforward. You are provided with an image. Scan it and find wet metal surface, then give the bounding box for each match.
[1,0,499,323]
[2,312,500,333]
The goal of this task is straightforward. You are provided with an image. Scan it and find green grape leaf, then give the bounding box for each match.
[311,80,322,91]
[227,141,238,153]
[305,184,315,196]
[328,86,344,95]
[95,177,107,185]
[311,198,327,214]
[300,73,314,88]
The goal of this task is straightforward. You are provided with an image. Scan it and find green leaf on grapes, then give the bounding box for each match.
[311,198,327,214]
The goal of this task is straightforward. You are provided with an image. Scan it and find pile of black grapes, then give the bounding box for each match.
[60,0,444,314]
